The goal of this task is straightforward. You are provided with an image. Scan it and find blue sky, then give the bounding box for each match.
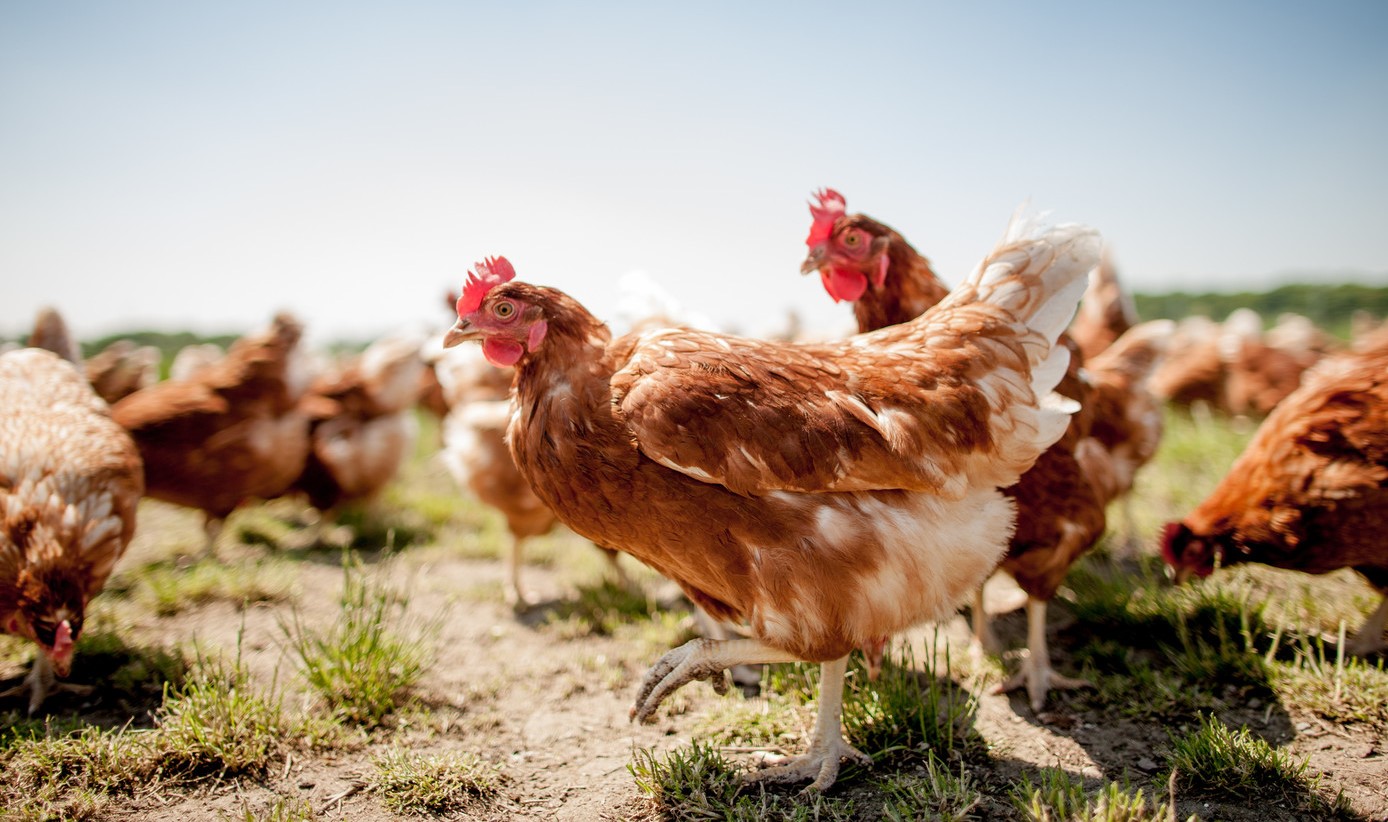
[2,1,1385,341]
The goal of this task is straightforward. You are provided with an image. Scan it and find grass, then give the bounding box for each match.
[1270,634,1388,727]
[1010,768,1188,822]
[1167,713,1354,817]
[128,555,298,616]
[879,756,981,821]
[222,796,315,822]
[11,404,1386,818]
[149,644,294,782]
[279,553,438,727]
[370,747,502,815]
[0,634,297,817]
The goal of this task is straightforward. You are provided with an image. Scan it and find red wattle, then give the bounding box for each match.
[482,338,524,367]
[820,267,868,303]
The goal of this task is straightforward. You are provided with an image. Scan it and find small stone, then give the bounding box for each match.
[1295,721,1312,732]
[1136,757,1159,772]
[1349,743,1376,759]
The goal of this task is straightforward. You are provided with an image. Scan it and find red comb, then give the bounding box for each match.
[806,188,846,246]
[456,256,517,316]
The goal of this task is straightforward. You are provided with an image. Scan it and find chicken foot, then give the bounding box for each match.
[631,640,869,792]
[745,655,872,793]
[0,655,92,715]
[991,597,1092,711]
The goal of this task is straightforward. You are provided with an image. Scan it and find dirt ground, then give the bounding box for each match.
[10,503,1387,822]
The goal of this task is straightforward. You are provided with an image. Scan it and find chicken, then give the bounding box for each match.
[85,340,161,405]
[292,333,425,530]
[1219,308,1318,418]
[1076,319,1175,548]
[434,342,628,607]
[1149,315,1226,415]
[111,313,311,555]
[1067,249,1138,360]
[442,217,1098,791]
[802,189,1113,708]
[26,307,82,366]
[1152,310,1318,421]
[169,342,224,382]
[1162,331,1388,654]
[0,349,144,713]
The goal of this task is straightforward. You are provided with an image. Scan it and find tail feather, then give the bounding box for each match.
[954,220,1101,357]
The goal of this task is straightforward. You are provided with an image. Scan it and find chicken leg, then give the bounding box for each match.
[745,655,872,793]
[0,655,92,715]
[991,597,1092,711]
[631,638,869,792]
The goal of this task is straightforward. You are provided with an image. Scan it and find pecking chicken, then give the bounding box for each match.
[1162,330,1388,654]
[801,189,1168,709]
[1,349,144,713]
[111,313,312,555]
[442,215,1098,791]
[292,332,425,525]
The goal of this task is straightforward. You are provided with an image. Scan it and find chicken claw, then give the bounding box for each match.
[746,733,872,794]
[630,638,731,723]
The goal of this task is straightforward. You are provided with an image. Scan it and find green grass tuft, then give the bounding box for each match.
[1011,767,1187,822]
[1168,713,1353,817]
[370,747,501,815]
[880,755,980,821]
[280,553,438,727]
[222,795,315,822]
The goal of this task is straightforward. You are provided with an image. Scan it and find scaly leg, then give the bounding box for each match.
[1347,593,1388,656]
[599,547,636,593]
[992,597,1092,712]
[201,515,224,560]
[746,655,872,793]
[505,534,531,609]
[970,585,1000,657]
[0,655,91,715]
[691,609,763,696]
[631,637,801,724]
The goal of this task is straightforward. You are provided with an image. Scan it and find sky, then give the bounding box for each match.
[2,1,1386,344]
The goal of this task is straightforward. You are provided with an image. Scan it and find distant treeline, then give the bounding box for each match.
[1134,282,1388,338]
[79,330,240,363]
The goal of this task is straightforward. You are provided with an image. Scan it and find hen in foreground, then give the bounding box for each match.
[1162,328,1388,654]
[1,349,144,713]
[442,217,1098,790]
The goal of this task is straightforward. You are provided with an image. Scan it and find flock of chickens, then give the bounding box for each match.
[2,191,1385,793]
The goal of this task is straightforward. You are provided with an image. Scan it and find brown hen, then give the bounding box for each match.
[442,217,1097,790]
[1,349,143,713]
[111,313,311,555]
[1163,330,1388,654]
[802,189,1167,710]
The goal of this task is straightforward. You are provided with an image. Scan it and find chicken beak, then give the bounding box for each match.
[48,619,75,677]
[801,245,827,275]
[442,318,477,349]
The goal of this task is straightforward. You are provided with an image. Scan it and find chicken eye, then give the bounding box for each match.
[843,233,861,247]
[494,301,516,319]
